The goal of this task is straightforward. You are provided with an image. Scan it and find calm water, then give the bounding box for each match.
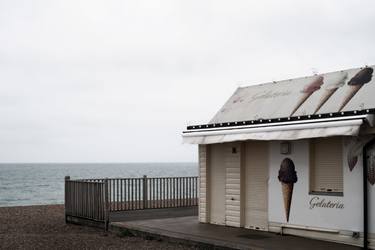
[0,163,198,207]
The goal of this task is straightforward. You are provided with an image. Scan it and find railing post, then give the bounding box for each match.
[64,176,70,223]
[143,175,148,209]
[104,178,109,231]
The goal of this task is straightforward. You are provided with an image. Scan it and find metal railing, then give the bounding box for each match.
[64,177,109,226]
[65,175,198,230]
[107,176,198,211]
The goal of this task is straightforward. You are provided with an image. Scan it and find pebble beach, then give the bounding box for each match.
[0,205,195,250]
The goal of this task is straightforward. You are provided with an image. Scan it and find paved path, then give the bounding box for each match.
[112,216,361,250]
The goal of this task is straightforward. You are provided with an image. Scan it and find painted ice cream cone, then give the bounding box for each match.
[338,67,373,112]
[278,158,298,222]
[313,72,348,114]
[290,76,324,116]
[347,137,372,171]
[338,85,363,112]
[290,93,314,117]
[281,183,294,222]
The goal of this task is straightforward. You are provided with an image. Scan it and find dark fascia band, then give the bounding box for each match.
[186,109,375,131]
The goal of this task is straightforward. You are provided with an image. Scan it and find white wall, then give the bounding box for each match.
[268,138,375,234]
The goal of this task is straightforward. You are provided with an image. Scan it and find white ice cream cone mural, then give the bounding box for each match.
[290,76,324,117]
[313,72,347,114]
[278,158,298,222]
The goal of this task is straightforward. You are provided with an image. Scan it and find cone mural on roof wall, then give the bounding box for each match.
[278,158,298,222]
[313,72,347,114]
[207,65,375,125]
[290,76,324,117]
[338,67,373,112]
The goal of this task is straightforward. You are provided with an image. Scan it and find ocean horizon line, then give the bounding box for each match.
[0,161,197,164]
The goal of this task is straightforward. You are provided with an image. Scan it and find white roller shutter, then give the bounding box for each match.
[310,137,343,193]
[210,144,226,225]
[244,141,269,231]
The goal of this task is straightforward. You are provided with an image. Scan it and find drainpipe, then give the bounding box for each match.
[363,139,375,250]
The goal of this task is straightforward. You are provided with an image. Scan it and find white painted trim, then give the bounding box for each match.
[183,118,364,137]
[280,224,339,234]
[184,114,373,135]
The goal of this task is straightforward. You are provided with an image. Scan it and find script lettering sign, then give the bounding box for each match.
[309,196,344,210]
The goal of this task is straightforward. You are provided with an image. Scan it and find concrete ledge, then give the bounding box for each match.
[66,215,105,229]
[110,206,198,222]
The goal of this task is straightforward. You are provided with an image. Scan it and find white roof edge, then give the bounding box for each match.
[182,116,370,144]
[184,114,373,136]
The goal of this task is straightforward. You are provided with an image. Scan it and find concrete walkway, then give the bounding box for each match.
[111,216,361,250]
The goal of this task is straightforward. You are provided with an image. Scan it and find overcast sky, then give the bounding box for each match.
[1,0,375,163]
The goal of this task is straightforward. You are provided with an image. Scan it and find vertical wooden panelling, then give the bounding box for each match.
[198,144,210,223]
[224,142,242,227]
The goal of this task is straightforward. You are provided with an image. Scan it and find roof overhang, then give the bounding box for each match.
[182,111,374,144]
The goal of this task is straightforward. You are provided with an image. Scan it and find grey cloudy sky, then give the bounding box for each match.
[1,0,375,162]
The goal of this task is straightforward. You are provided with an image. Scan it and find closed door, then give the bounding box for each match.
[244,141,268,230]
[210,144,226,225]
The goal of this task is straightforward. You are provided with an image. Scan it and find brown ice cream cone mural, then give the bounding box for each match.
[347,136,375,185]
[281,183,294,221]
[290,76,324,116]
[313,72,347,114]
[278,158,298,222]
[347,137,373,171]
[338,67,373,112]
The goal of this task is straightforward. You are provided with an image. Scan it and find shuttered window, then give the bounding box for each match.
[310,137,343,195]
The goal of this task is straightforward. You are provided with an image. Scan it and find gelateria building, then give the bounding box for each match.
[183,65,375,249]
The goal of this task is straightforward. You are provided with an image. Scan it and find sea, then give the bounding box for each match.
[0,162,198,207]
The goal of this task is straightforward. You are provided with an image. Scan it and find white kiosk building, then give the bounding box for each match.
[183,66,375,249]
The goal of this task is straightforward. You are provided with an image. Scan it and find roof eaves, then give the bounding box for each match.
[185,109,375,132]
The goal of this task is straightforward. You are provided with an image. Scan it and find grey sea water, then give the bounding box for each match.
[0,162,198,207]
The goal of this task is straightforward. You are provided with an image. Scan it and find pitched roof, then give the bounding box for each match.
[209,66,374,124]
